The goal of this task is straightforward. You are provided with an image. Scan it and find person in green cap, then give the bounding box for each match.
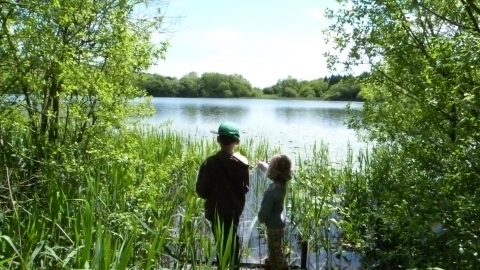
[196,122,250,270]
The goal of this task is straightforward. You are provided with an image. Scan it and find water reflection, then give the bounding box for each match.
[274,107,355,127]
[180,104,201,119]
[151,101,249,125]
[197,105,247,123]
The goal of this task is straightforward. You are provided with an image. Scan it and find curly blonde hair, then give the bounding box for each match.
[266,154,292,183]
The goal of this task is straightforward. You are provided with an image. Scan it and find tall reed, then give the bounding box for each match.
[0,124,366,269]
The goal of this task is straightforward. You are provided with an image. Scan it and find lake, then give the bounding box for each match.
[145,97,365,162]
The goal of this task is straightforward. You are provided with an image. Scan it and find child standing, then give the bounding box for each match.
[257,154,292,270]
[196,122,250,270]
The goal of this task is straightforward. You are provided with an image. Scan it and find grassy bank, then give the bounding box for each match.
[0,125,366,269]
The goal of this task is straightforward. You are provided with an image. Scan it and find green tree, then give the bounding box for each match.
[298,85,316,98]
[326,0,480,268]
[229,74,253,97]
[0,0,173,268]
[135,71,364,100]
[262,86,275,95]
[179,72,201,97]
[0,0,168,183]
[218,81,233,97]
[310,79,329,97]
[273,76,301,97]
[322,82,361,101]
[141,74,178,96]
[200,72,225,97]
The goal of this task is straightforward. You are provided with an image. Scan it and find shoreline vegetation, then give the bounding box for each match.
[2,0,480,269]
[1,125,364,269]
[134,72,367,102]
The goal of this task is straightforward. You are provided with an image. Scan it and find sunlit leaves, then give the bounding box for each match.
[0,1,172,268]
[325,0,480,268]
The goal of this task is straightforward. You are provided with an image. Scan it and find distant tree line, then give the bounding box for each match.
[263,73,368,101]
[135,71,368,101]
[135,72,260,98]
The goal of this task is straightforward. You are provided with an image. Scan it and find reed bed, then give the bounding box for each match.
[0,125,367,270]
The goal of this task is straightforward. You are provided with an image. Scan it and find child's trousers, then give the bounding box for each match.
[266,228,290,270]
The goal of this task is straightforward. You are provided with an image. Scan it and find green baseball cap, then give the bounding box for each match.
[210,122,240,139]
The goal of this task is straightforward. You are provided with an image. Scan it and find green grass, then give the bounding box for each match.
[0,125,366,269]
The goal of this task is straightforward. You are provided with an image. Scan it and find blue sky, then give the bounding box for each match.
[146,0,355,88]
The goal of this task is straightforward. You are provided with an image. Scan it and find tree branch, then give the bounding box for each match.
[374,67,454,123]
[418,3,480,33]
[460,0,480,32]
[464,0,480,16]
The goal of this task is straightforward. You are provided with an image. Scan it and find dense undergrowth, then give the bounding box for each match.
[2,122,480,270]
[1,123,365,269]
[3,117,480,270]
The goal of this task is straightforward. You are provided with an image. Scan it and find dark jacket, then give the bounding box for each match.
[196,151,250,224]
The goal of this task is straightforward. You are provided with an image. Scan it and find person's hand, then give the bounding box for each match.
[256,160,268,173]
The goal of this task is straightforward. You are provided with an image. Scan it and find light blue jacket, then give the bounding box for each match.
[257,162,287,229]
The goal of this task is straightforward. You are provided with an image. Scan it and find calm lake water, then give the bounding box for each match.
[145,97,365,162]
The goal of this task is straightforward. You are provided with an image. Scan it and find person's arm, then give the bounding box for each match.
[243,167,250,194]
[195,160,210,199]
[257,161,268,173]
[258,189,274,224]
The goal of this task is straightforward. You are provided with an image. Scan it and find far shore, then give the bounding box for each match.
[147,95,364,102]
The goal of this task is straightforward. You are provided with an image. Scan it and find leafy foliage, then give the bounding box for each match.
[0,0,172,268]
[267,74,365,100]
[325,0,480,268]
[135,72,262,98]
[0,0,167,178]
[136,72,367,100]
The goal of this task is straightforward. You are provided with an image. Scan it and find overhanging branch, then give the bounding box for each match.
[374,67,454,123]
